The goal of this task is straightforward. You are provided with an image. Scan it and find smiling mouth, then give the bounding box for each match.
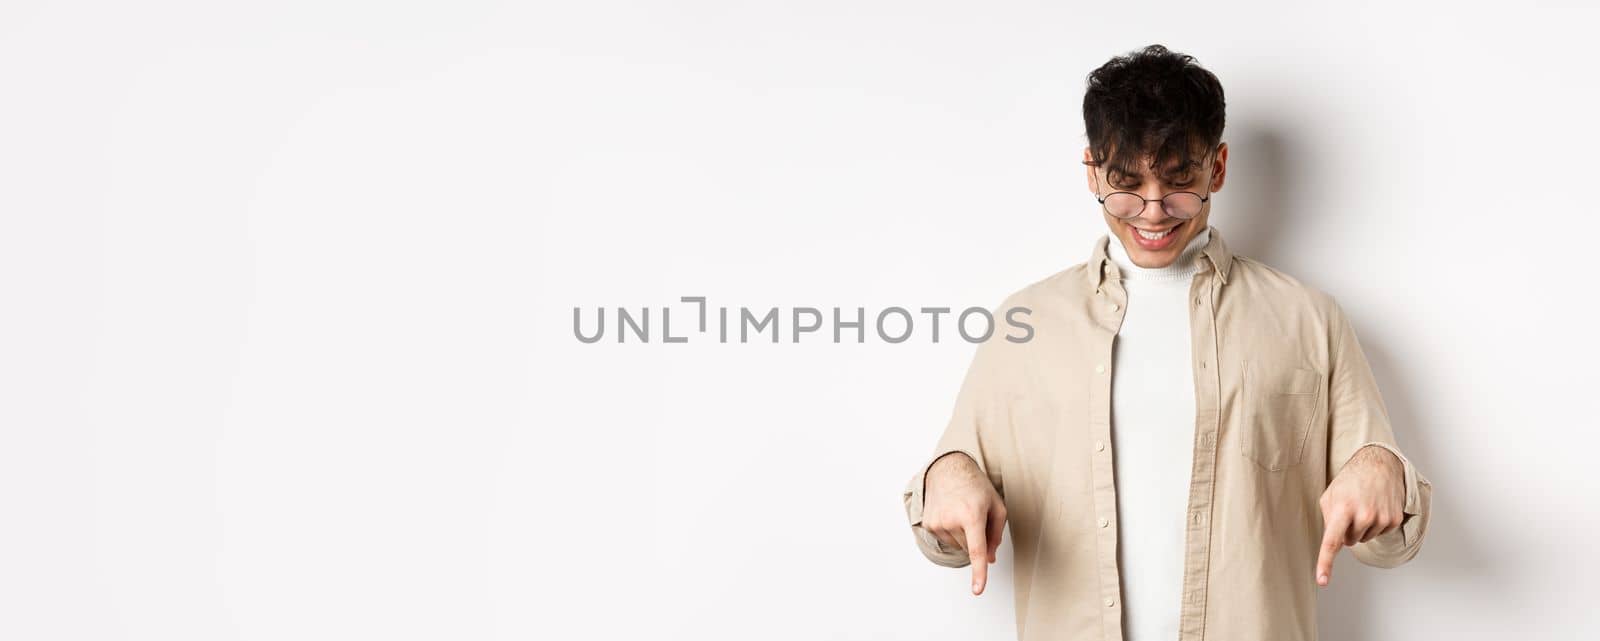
[1131,220,1184,241]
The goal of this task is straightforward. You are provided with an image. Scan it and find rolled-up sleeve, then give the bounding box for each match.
[1324,299,1433,568]
[1348,441,1432,567]
[901,316,1011,568]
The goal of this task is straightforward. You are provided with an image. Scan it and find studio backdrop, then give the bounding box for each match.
[2,2,1596,640]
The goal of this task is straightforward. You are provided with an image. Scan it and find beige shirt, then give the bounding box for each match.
[901,225,1432,641]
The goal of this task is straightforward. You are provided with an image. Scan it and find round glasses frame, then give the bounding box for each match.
[1086,152,1219,220]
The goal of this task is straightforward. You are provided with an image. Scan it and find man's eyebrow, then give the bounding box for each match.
[1111,167,1197,183]
[1161,161,1201,175]
[1111,157,1201,175]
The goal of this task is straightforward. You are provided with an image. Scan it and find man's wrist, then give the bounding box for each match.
[929,451,977,479]
[926,451,981,496]
[1353,443,1403,478]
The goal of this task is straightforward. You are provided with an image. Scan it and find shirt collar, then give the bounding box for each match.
[1087,224,1234,290]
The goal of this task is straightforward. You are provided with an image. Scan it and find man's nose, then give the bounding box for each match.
[1136,189,1169,223]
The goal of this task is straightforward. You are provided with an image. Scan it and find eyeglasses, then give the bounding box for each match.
[1089,157,1216,220]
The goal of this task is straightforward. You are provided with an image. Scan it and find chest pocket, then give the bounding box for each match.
[1241,358,1324,471]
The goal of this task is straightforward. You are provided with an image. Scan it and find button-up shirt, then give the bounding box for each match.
[901,225,1432,641]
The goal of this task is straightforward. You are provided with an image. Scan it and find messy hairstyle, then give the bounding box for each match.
[1082,44,1226,184]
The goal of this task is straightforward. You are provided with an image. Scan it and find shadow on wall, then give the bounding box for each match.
[1316,334,1510,640]
[1222,120,1505,640]
[1212,123,1295,269]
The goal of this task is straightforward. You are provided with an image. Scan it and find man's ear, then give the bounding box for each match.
[1210,142,1228,192]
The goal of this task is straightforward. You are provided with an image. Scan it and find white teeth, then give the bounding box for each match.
[1136,228,1169,240]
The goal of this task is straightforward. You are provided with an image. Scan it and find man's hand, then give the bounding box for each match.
[922,452,1007,595]
[1316,445,1406,586]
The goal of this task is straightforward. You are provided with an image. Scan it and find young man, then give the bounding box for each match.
[900,44,1431,641]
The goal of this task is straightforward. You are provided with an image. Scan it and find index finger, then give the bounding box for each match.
[965,519,989,595]
[1316,512,1349,587]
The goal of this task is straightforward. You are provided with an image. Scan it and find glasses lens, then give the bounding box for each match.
[1103,193,1145,218]
[1162,193,1203,219]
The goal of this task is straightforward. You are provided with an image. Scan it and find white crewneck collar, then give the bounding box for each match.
[1106,224,1211,281]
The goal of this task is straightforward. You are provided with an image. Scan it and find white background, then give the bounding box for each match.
[3,1,1597,639]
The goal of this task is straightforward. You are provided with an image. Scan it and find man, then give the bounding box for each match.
[900,44,1431,641]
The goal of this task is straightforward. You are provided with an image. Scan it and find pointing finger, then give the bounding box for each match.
[965,519,989,595]
[1316,511,1350,587]
[985,503,1006,564]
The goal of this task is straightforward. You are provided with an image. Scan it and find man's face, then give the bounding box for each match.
[1083,142,1228,269]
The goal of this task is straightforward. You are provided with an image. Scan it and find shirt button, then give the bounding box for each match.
[1199,360,1207,369]
[1095,364,1106,374]
[1098,517,1109,528]
[1108,303,1119,312]
[1105,598,1116,607]
[1195,296,1202,305]
[1095,440,1106,452]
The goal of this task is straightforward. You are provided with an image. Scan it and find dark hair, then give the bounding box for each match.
[1082,44,1226,183]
